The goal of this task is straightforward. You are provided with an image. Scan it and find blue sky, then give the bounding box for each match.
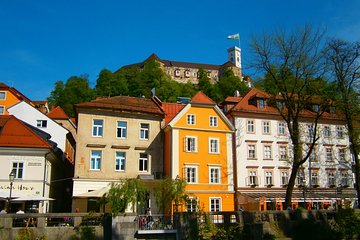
[1,0,359,100]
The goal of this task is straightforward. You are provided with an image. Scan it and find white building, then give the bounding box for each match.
[223,88,355,210]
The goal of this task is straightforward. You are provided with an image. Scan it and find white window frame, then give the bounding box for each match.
[209,138,220,154]
[265,171,273,186]
[341,172,349,186]
[326,147,333,161]
[90,150,101,170]
[116,121,127,139]
[264,145,272,159]
[185,166,198,183]
[339,148,346,162]
[279,145,287,161]
[139,153,148,172]
[311,171,319,186]
[92,119,103,137]
[259,99,265,108]
[337,126,344,139]
[248,144,256,159]
[115,152,126,171]
[209,197,221,212]
[308,124,315,139]
[247,120,255,133]
[278,122,286,135]
[186,197,198,212]
[140,123,149,140]
[12,162,24,179]
[281,171,289,186]
[324,126,331,138]
[209,116,218,127]
[328,172,336,187]
[175,69,180,77]
[309,147,317,162]
[185,70,190,78]
[0,91,6,100]
[297,171,304,186]
[209,166,221,184]
[248,171,258,186]
[187,114,196,125]
[262,121,271,134]
[185,136,197,152]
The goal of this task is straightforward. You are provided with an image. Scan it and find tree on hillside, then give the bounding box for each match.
[47,75,95,117]
[95,69,128,97]
[250,25,331,209]
[197,68,213,98]
[215,69,250,102]
[325,39,360,207]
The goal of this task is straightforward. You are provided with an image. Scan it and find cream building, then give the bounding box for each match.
[72,96,165,213]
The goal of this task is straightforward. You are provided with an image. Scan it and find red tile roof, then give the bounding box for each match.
[161,102,185,124]
[0,115,51,148]
[75,96,165,116]
[0,82,33,104]
[191,91,216,105]
[47,106,69,119]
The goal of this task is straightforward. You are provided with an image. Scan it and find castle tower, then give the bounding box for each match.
[227,46,242,69]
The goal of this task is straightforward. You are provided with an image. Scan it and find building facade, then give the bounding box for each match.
[72,96,165,213]
[224,88,356,211]
[161,92,236,212]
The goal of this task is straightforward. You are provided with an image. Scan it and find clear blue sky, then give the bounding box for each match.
[1,0,359,100]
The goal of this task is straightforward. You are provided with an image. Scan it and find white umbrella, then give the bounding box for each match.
[73,186,109,198]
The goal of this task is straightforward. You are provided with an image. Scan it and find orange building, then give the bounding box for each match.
[0,82,34,115]
[160,92,236,212]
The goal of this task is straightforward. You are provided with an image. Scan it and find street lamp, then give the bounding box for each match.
[8,170,15,210]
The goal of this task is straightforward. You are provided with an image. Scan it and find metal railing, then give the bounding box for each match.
[135,214,174,230]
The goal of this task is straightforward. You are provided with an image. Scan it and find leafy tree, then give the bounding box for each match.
[250,25,331,208]
[107,178,148,216]
[154,177,187,215]
[216,69,250,101]
[197,68,214,97]
[95,69,128,97]
[325,39,360,206]
[47,75,95,117]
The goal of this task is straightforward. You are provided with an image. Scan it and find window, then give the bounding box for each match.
[116,121,127,139]
[186,198,198,212]
[248,144,256,159]
[185,136,197,152]
[92,119,103,137]
[339,148,346,162]
[341,172,349,187]
[328,172,336,187]
[324,126,331,138]
[264,145,272,159]
[207,72,211,77]
[259,99,265,108]
[139,153,148,172]
[209,167,220,184]
[314,104,319,112]
[337,126,344,138]
[115,152,126,171]
[277,101,283,110]
[281,171,289,186]
[36,120,47,128]
[326,148,333,161]
[248,171,257,186]
[140,123,149,140]
[265,171,273,186]
[279,146,287,161]
[175,69,180,77]
[0,106,4,115]
[209,138,219,154]
[309,147,317,162]
[297,171,304,186]
[247,120,255,133]
[262,121,270,134]
[187,114,196,125]
[185,70,190,78]
[210,198,221,212]
[185,166,197,183]
[209,116,218,127]
[311,171,318,186]
[0,91,5,100]
[90,150,101,170]
[12,162,24,179]
[308,124,315,139]
[278,122,286,135]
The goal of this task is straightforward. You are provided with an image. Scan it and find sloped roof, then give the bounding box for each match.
[75,96,165,116]
[191,91,216,105]
[47,106,69,119]
[161,102,185,125]
[0,115,52,148]
[0,82,33,104]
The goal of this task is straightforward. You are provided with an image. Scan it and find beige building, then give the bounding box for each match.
[118,46,250,85]
[72,96,165,213]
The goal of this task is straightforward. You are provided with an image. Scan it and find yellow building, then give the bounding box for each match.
[160,92,236,212]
